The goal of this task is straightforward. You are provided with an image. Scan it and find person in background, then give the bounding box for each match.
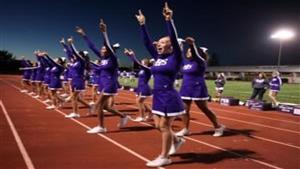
[250,72,269,101]
[215,73,226,99]
[268,71,282,106]
[124,48,152,122]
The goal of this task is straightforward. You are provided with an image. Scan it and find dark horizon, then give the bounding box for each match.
[0,0,299,66]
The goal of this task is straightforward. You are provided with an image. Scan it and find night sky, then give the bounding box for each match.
[0,0,299,66]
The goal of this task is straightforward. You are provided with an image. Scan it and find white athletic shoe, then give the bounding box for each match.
[28,92,35,95]
[43,99,52,103]
[89,101,95,105]
[33,95,41,99]
[46,105,56,110]
[87,126,107,134]
[65,96,72,102]
[133,116,144,122]
[213,124,226,137]
[60,93,69,98]
[20,89,28,93]
[175,128,191,137]
[168,137,186,155]
[118,116,129,128]
[65,112,80,118]
[146,155,172,167]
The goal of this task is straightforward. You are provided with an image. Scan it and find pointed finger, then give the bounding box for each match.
[164,2,169,9]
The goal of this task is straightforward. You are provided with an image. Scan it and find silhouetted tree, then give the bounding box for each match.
[0,50,15,62]
[0,50,21,74]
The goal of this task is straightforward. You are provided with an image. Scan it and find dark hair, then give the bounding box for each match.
[79,51,90,72]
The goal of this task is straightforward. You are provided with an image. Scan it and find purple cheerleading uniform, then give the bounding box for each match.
[45,55,64,90]
[44,67,51,85]
[82,34,118,95]
[20,59,32,80]
[63,68,69,83]
[98,55,119,95]
[140,20,185,117]
[269,76,282,92]
[180,49,209,100]
[90,61,101,86]
[30,67,38,82]
[35,56,45,82]
[61,43,74,81]
[40,56,52,85]
[129,56,152,97]
[69,44,86,91]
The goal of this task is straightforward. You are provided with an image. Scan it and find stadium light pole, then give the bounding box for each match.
[270,29,295,70]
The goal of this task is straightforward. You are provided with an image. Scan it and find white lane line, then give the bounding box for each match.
[1,80,165,169]
[115,94,300,150]
[211,107,299,125]
[0,100,36,169]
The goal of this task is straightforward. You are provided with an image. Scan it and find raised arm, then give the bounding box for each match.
[99,19,118,65]
[99,19,115,55]
[76,26,102,58]
[67,37,86,62]
[135,10,158,59]
[19,66,39,70]
[163,2,181,57]
[185,37,206,64]
[60,38,74,61]
[124,48,150,70]
[42,52,64,69]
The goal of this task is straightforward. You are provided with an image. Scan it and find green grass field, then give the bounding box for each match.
[119,78,300,104]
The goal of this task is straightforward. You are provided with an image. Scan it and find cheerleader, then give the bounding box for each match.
[176,37,225,137]
[268,71,282,106]
[40,53,53,103]
[60,60,70,98]
[38,52,65,110]
[64,37,93,118]
[75,22,128,133]
[60,38,75,100]
[19,57,32,93]
[89,60,101,105]
[75,26,119,108]
[136,3,185,167]
[28,61,38,96]
[124,48,152,122]
[32,52,46,99]
[215,73,226,98]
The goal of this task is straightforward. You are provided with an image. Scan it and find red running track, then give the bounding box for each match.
[0,75,299,169]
